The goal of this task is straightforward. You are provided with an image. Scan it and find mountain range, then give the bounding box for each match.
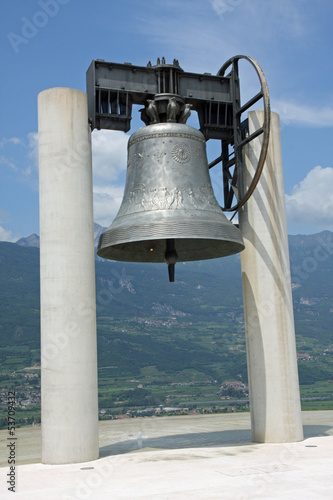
[16,223,105,249]
[1,225,332,398]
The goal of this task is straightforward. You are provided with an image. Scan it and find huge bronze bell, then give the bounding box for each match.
[97,120,245,281]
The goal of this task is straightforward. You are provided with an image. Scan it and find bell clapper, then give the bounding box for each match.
[165,239,178,282]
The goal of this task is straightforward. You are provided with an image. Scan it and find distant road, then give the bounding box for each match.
[180,399,249,405]
[301,397,331,401]
[180,397,330,405]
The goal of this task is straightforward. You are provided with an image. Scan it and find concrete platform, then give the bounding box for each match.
[1,411,332,499]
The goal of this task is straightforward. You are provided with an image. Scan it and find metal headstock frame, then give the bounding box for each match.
[86,55,270,218]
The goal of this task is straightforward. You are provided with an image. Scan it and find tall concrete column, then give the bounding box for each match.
[239,111,303,442]
[38,88,99,464]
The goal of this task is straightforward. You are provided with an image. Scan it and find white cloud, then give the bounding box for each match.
[0,210,17,242]
[93,185,125,228]
[210,0,312,42]
[286,166,333,228]
[91,130,129,227]
[0,137,23,148]
[27,132,39,166]
[92,129,128,181]
[0,132,39,176]
[274,101,333,127]
[136,0,312,70]
[0,155,17,171]
[0,225,16,242]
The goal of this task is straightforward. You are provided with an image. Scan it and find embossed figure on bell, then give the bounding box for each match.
[167,97,180,123]
[97,121,245,281]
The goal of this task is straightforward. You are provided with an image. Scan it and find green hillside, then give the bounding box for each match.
[0,231,332,426]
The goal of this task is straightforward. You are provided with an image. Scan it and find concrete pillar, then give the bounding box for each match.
[38,88,99,464]
[239,111,303,442]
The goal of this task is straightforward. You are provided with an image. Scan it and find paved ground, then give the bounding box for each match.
[1,411,332,499]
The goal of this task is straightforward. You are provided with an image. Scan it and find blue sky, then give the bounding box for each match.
[0,0,332,241]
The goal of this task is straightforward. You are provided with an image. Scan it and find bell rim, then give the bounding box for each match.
[97,236,244,263]
[97,217,244,263]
